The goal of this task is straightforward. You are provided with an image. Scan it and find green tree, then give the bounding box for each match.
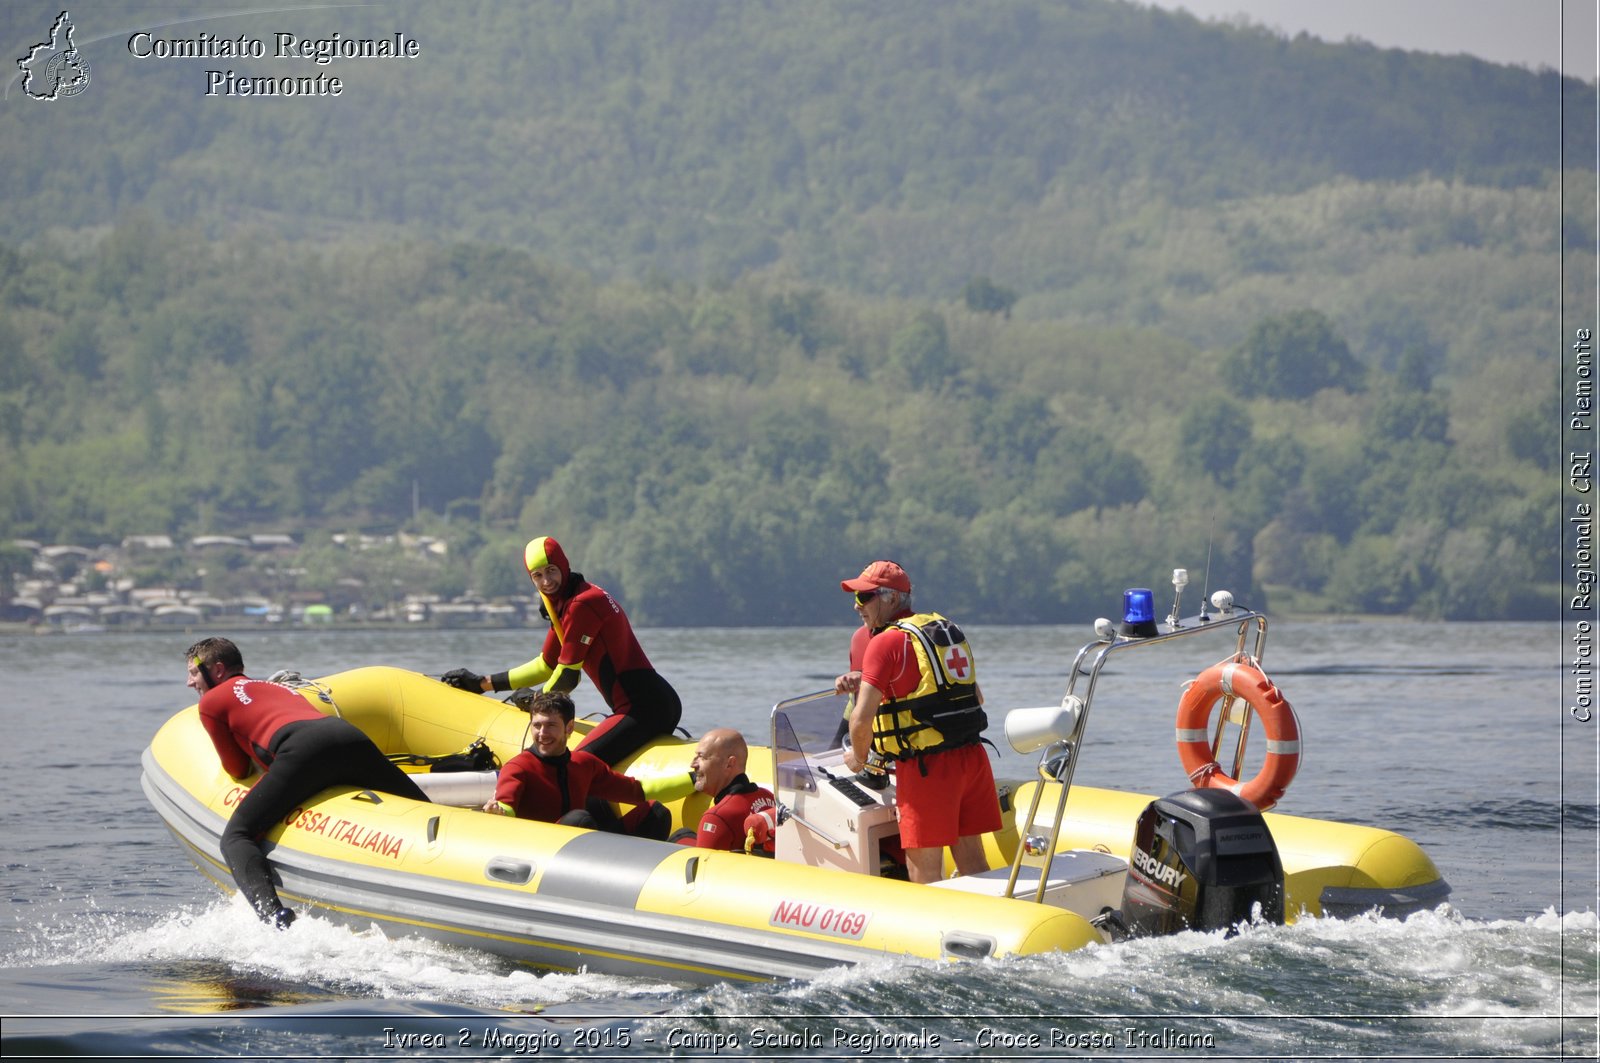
[962,276,1018,317]
[1224,309,1365,399]
[48,317,103,381]
[1503,403,1549,465]
[1028,427,1150,516]
[888,311,955,390]
[1322,533,1421,615]
[472,533,533,600]
[1175,396,1251,487]
[1394,344,1436,392]
[972,393,1054,464]
[0,540,31,598]
[1366,392,1450,446]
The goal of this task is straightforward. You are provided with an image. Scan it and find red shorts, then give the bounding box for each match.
[893,742,1002,850]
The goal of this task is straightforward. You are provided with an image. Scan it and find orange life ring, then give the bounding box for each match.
[1174,660,1300,810]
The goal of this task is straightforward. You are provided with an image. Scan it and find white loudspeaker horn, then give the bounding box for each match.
[1005,696,1083,754]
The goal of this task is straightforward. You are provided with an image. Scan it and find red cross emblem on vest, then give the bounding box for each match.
[944,647,970,679]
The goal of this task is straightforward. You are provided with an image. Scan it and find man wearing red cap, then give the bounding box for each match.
[441,536,682,771]
[838,560,1000,884]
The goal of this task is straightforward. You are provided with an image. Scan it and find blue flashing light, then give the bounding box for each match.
[1119,587,1159,638]
[1123,588,1155,624]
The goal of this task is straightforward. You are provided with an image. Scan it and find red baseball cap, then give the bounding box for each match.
[840,560,911,594]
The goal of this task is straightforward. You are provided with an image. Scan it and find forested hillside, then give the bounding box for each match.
[0,0,1590,624]
[2,0,1588,300]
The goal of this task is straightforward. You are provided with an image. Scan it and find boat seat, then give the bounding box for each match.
[927,850,1127,914]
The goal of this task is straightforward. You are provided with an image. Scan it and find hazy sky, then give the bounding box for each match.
[1144,0,1597,76]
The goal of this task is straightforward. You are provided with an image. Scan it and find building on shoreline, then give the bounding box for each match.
[3,534,530,631]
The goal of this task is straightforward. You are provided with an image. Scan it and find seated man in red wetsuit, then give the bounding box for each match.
[672,728,778,856]
[187,636,430,929]
[483,691,688,839]
[442,535,682,771]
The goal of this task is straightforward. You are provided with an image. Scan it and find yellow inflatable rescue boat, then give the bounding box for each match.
[141,591,1448,983]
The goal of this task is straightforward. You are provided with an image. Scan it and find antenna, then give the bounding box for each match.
[1198,519,1215,622]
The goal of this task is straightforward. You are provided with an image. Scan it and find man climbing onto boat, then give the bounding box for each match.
[441,536,682,783]
[186,636,431,929]
[838,561,1002,884]
[483,690,688,838]
[672,728,779,855]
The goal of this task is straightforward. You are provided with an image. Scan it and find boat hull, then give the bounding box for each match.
[140,668,1100,983]
[141,666,1448,982]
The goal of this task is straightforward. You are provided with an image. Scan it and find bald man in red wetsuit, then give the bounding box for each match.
[674,728,778,855]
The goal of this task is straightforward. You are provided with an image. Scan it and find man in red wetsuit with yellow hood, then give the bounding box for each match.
[441,536,683,769]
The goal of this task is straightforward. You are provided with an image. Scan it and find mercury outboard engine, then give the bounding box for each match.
[1118,788,1284,937]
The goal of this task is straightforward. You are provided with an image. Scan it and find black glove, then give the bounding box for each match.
[440,668,485,692]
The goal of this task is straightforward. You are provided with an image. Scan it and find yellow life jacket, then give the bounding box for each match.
[871,612,987,761]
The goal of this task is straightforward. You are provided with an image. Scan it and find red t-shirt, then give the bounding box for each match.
[859,611,920,700]
[494,748,646,822]
[199,675,328,779]
[847,623,872,673]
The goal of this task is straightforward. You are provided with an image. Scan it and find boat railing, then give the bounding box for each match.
[1003,603,1268,904]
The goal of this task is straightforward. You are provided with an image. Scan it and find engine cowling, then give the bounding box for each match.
[1118,788,1284,937]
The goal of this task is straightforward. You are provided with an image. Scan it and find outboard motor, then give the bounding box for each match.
[1118,788,1284,937]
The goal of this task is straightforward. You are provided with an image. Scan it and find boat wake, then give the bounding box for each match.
[669,907,1597,1058]
[4,896,685,1012]
[2,900,1593,1058]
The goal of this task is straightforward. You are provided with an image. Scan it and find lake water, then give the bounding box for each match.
[1,620,1595,1060]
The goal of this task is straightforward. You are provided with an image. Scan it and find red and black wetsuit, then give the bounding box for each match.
[492,747,649,823]
[200,675,429,921]
[492,537,682,765]
[683,773,777,854]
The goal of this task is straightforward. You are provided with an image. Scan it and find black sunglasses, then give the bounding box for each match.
[854,589,881,604]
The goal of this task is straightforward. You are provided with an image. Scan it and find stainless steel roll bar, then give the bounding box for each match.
[1003,605,1268,903]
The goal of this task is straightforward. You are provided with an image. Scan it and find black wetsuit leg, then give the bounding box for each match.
[220,718,430,921]
[584,796,671,840]
[577,670,683,765]
[557,808,600,830]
